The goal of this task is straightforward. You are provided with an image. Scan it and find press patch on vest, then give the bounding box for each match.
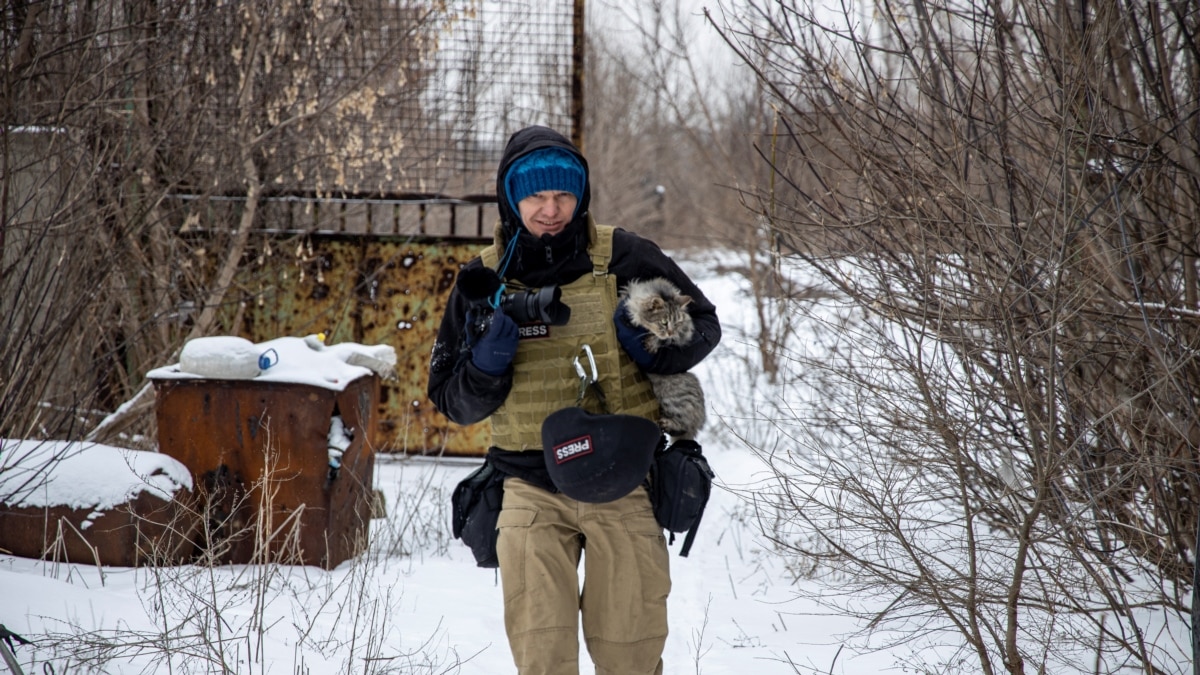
[553,435,593,464]
[518,323,551,339]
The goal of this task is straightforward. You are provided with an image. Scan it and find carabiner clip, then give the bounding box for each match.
[573,344,598,386]
[572,344,605,408]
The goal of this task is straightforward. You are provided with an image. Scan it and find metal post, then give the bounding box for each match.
[571,0,585,152]
[0,644,24,675]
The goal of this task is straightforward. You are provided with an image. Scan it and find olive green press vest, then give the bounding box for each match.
[481,219,660,450]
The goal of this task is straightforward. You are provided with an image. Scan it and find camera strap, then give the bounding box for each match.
[488,227,521,309]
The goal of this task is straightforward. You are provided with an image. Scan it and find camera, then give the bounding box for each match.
[457,266,571,336]
[470,287,571,337]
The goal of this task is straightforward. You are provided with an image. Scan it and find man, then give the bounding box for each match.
[428,125,720,675]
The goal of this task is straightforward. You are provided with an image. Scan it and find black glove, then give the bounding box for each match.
[471,309,519,375]
[613,300,654,367]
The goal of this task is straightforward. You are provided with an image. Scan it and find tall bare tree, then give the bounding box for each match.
[711,0,1199,671]
[586,0,803,382]
[587,0,769,248]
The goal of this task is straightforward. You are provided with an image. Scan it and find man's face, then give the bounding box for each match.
[517,191,578,238]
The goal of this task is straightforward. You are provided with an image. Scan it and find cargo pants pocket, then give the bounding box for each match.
[496,507,537,603]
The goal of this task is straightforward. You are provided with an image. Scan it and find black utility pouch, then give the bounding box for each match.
[451,460,506,568]
[649,439,715,557]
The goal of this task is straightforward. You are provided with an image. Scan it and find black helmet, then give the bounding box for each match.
[541,406,662,503]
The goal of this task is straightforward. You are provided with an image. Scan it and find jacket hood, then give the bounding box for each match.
[495,126,591,277]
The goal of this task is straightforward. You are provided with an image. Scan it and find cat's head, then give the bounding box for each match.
[641,294,694,343]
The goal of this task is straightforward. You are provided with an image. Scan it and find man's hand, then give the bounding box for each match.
[613,301,654,367]
[471,309,519,375]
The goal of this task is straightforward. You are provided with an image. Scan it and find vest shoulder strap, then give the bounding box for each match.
[480,222,504,269]
[588,223,615,275]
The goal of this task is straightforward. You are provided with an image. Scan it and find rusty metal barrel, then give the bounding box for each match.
[152,373,378,569]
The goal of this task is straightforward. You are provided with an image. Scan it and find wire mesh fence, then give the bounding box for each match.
[205,0,583,236]
[5,0,581,242]
[421,0,582,189]
[273,0,583,200]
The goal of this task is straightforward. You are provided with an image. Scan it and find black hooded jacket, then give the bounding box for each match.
[427,126,720,466]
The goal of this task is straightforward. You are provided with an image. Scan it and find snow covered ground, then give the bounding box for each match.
[1,250,1189,673]
[1,448,894,675]
[0,250,901,674]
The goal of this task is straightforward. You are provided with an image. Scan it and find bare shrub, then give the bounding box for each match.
[712,0,1199,671]
[1,0,442,449]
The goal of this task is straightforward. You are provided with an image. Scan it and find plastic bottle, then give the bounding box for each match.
[178,336,262,379]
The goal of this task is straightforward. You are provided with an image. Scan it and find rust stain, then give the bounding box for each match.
[231,234,492,456]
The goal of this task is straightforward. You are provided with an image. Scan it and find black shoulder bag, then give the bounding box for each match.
[451,459,506,568]
[648,439,715,557]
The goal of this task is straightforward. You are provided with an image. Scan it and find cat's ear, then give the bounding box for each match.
[648,297,666,311]
[677,294,693,308]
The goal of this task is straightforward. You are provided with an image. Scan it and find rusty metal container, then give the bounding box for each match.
[0,441,196,567]
[152,374,378,569]
[0,492,195,567]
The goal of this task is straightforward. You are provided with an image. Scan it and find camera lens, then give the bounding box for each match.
[521,290,544,323]
[500,286,570,325]
[534,286,569,324]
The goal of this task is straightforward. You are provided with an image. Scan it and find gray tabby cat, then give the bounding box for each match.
[619,277,707,440]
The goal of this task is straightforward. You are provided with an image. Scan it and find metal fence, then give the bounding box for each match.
[325,0,583,198]
[177,192,500,239]
[174,0,583,238]
[418,0,584,189]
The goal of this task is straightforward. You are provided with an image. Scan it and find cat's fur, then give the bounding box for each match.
[619,277,707,441]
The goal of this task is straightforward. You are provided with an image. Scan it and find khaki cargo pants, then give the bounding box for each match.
[496,477,670,675]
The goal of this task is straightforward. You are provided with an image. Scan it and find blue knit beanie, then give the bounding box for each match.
[504,148,586,217]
